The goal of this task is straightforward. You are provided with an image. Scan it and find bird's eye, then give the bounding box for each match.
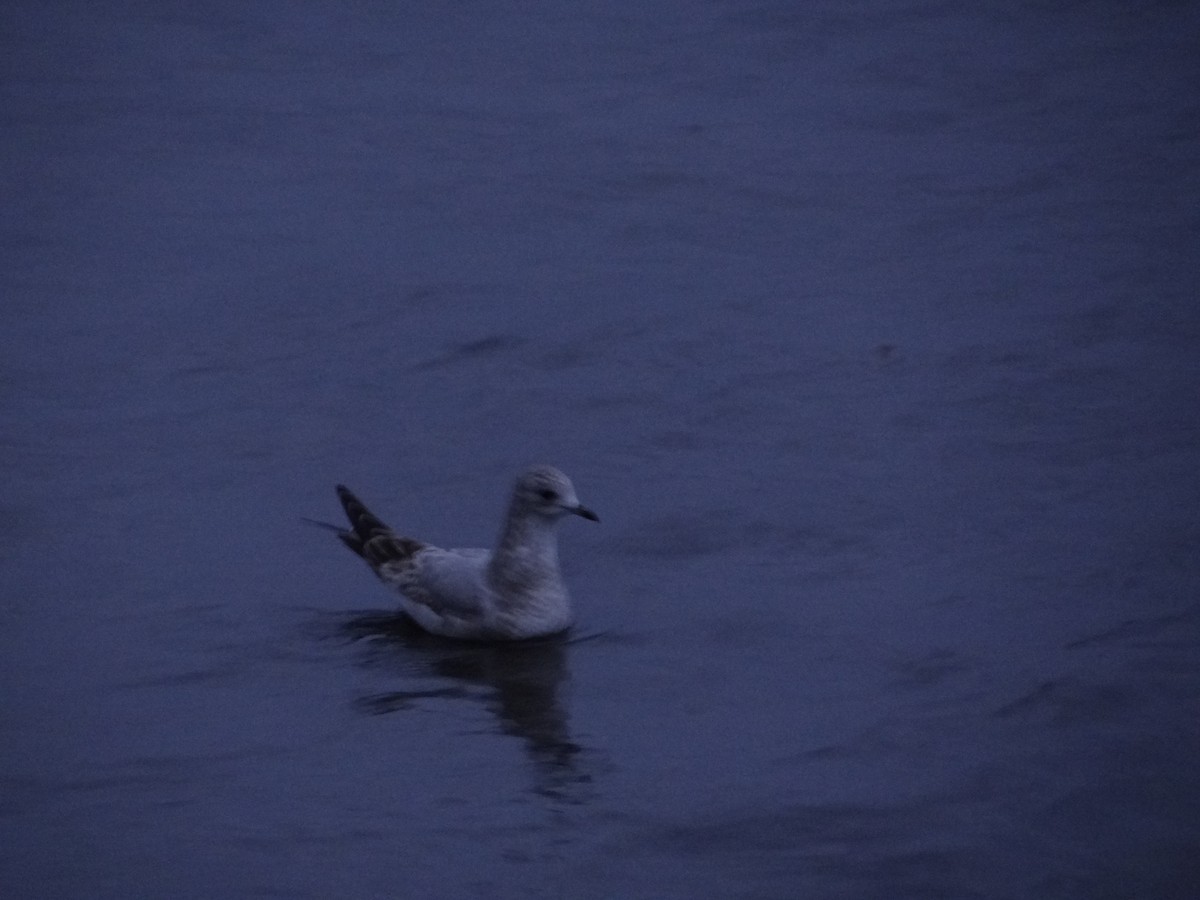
[538,488,559,502]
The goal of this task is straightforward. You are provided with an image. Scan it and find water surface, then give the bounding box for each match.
[3,2,1199,897]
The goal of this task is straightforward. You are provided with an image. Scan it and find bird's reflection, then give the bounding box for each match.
[340,611,593,801]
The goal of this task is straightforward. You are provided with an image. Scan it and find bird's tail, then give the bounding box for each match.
[333,484,391,557]
[331,485,425,572]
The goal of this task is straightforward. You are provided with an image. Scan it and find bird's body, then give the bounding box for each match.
[332,466,597,640]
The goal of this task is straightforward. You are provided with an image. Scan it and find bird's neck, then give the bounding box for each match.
[488,508,562,591]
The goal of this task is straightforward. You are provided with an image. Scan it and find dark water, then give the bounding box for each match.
[3,2,1199,897]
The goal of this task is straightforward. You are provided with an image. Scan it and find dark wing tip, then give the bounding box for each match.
[338,531,366,557]
[334,484,426,569]
[361,534,425,567]
[336,484,389,535]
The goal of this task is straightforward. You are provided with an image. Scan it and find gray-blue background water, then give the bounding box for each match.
[3,2,1198,897]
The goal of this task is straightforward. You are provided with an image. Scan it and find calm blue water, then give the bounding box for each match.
[3,2,1199,897]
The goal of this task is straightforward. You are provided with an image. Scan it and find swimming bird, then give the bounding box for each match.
[332,465,598,640]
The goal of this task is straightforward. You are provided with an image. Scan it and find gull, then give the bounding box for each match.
[331,465,598,640]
